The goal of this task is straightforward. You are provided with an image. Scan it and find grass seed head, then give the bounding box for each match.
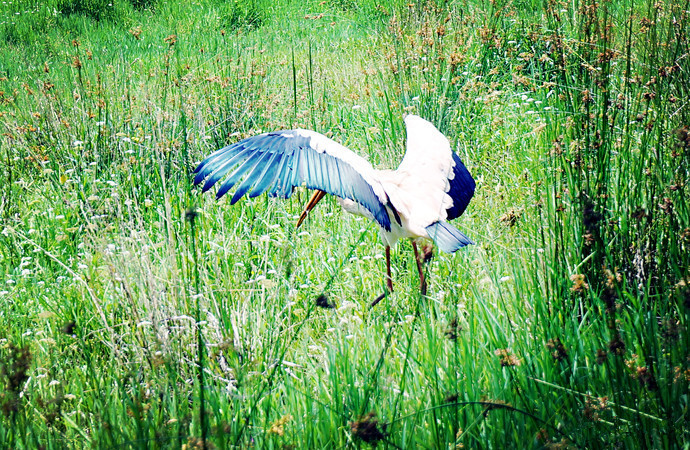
[546,338,567,362]
[182,437,216,450]
[569,274,588,293]
[596,348,607,365]
[61,320,76,335]
[0,343,32,416]
[444,317,460,340]
[635,366,659,391]
[499,209,522,227]
[444,393,459,403]
[267,414,293,436]
[608,335,626,356]
[494,348,521,367]
[315,294,335,309]
[350,412,386,445]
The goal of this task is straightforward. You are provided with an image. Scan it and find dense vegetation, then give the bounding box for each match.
[1,0,688,447]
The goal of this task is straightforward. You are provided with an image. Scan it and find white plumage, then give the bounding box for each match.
[194,114,475,300]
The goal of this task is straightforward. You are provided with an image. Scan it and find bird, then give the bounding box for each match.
[193,114,475,304]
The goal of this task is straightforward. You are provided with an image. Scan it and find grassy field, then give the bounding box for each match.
[0,0,688,447]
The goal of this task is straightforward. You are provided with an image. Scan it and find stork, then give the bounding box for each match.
[193,115,475,303]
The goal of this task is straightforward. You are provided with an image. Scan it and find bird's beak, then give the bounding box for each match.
[296,189,327,229]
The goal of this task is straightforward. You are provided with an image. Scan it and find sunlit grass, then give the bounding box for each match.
[0,0,688,448]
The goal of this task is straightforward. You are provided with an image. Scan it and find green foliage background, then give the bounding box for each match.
[0,0,688,447]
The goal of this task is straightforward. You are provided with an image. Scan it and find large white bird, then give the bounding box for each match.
[193,115,475,302]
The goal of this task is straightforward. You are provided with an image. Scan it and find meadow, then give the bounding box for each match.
[0,0,688,447]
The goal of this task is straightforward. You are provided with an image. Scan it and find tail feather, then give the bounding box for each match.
[425,221,474,253]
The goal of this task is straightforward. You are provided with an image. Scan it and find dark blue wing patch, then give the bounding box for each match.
[194,131,392,231]
[445,152,476,221]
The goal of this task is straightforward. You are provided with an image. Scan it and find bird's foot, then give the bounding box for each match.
[371,281,393,307]
[370,291,388,307]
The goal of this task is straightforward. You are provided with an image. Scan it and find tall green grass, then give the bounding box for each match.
[0,0,688,447]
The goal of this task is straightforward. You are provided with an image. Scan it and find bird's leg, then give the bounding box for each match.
[385,245,394,293]
[411,240,427,296]
[296,189,327,228]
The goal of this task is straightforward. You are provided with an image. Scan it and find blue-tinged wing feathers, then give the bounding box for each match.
[194,130,392,231]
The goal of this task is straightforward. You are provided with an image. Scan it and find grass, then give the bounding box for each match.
[0,0,688,447]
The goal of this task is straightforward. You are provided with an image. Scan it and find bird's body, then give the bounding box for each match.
[194,115,475,300]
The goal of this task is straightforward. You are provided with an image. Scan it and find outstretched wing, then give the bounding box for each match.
[193,129,392,231]
[397,115,475,221]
